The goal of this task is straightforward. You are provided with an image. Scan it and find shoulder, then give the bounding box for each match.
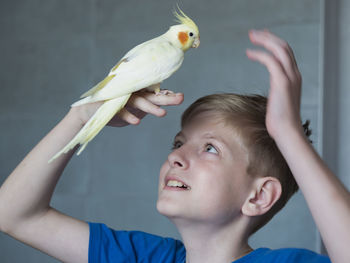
[237,248,330,263]
[88,222,185,263]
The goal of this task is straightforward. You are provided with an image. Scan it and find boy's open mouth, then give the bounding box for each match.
[165,179,191,190]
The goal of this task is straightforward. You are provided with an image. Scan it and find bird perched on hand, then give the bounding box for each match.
[49,8,200,163]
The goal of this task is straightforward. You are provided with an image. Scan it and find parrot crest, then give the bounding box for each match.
[173,7,199,36]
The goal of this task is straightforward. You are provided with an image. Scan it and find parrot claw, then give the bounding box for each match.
[145,83,174,95]
[155,89,174,96]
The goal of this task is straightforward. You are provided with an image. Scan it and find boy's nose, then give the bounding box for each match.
[168,148,189,169]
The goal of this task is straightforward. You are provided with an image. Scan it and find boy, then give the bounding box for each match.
[0,30,349,262]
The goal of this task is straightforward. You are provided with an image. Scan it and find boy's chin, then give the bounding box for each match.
[156,200,171,216]
[156,199,181,219]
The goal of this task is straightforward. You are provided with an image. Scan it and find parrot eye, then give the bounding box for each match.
[189,32,194,37]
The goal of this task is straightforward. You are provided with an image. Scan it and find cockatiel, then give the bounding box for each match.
[48,8,200,163]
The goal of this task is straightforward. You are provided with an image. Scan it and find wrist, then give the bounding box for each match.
[273,123,310,152]
[66,107,85,130]
[67,102,103,128]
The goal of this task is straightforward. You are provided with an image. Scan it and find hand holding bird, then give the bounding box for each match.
[73,90,184,128]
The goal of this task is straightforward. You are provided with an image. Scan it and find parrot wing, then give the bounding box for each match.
[72,37,184,106]
[79,38,151,99]
[79,58,128,98]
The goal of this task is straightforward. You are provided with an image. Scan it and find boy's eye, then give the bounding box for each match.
[172,141,183,150]
[205,144,218,154]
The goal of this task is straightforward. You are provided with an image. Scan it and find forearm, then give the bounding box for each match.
[275,128,350,262]
[0,108,82,232]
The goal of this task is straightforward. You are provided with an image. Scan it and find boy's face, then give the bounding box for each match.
[157,113,253,225]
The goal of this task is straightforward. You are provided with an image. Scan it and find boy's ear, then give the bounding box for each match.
[241,177,282,217]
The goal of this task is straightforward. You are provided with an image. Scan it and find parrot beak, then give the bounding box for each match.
[192,37,200,48]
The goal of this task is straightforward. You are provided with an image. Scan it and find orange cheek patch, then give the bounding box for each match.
[178,32,189,45]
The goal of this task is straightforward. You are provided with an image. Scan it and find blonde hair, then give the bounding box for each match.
[182,93,310,234]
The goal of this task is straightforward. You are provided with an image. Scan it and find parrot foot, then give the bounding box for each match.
[146,83,161,93]
[155,89,174,96]
[145,84,174,96]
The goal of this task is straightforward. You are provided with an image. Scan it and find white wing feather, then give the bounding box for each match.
[74,37,184,106]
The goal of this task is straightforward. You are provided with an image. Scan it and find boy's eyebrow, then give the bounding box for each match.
[175,131,230,149]
[174,131,184,139]
[202,133,230,148]
[174,130,246,157]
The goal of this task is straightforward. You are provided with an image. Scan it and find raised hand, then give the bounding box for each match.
[247,30,350,263]
[246,29,303,141]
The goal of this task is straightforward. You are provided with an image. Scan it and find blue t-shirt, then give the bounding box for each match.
[88,222,330,263]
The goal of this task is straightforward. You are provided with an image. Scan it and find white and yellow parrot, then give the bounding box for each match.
[49,8,200,163]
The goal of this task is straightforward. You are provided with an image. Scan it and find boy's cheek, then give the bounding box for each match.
[158,162,169,188]
[159,162,168,177]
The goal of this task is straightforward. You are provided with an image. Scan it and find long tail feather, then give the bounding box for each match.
[48,94,132,163]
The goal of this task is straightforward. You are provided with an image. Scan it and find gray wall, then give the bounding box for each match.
[321,0,350,252]
[0,0,339,262]
[336,0,350,189]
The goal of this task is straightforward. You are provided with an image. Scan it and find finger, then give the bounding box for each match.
[246,49,289,86]
[249,29,296,65]
[124,106,147,120]
[257,30,302,87]
[138,90,184,106]
[114,108,140,125]
[248,30,298,78]
[128,95,167,117]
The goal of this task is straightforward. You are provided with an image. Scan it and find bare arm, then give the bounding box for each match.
[0,107,90,262]
[247,30,350,263]
[0,90,184,263]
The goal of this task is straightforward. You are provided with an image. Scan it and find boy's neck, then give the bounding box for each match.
[173,217,253,263]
